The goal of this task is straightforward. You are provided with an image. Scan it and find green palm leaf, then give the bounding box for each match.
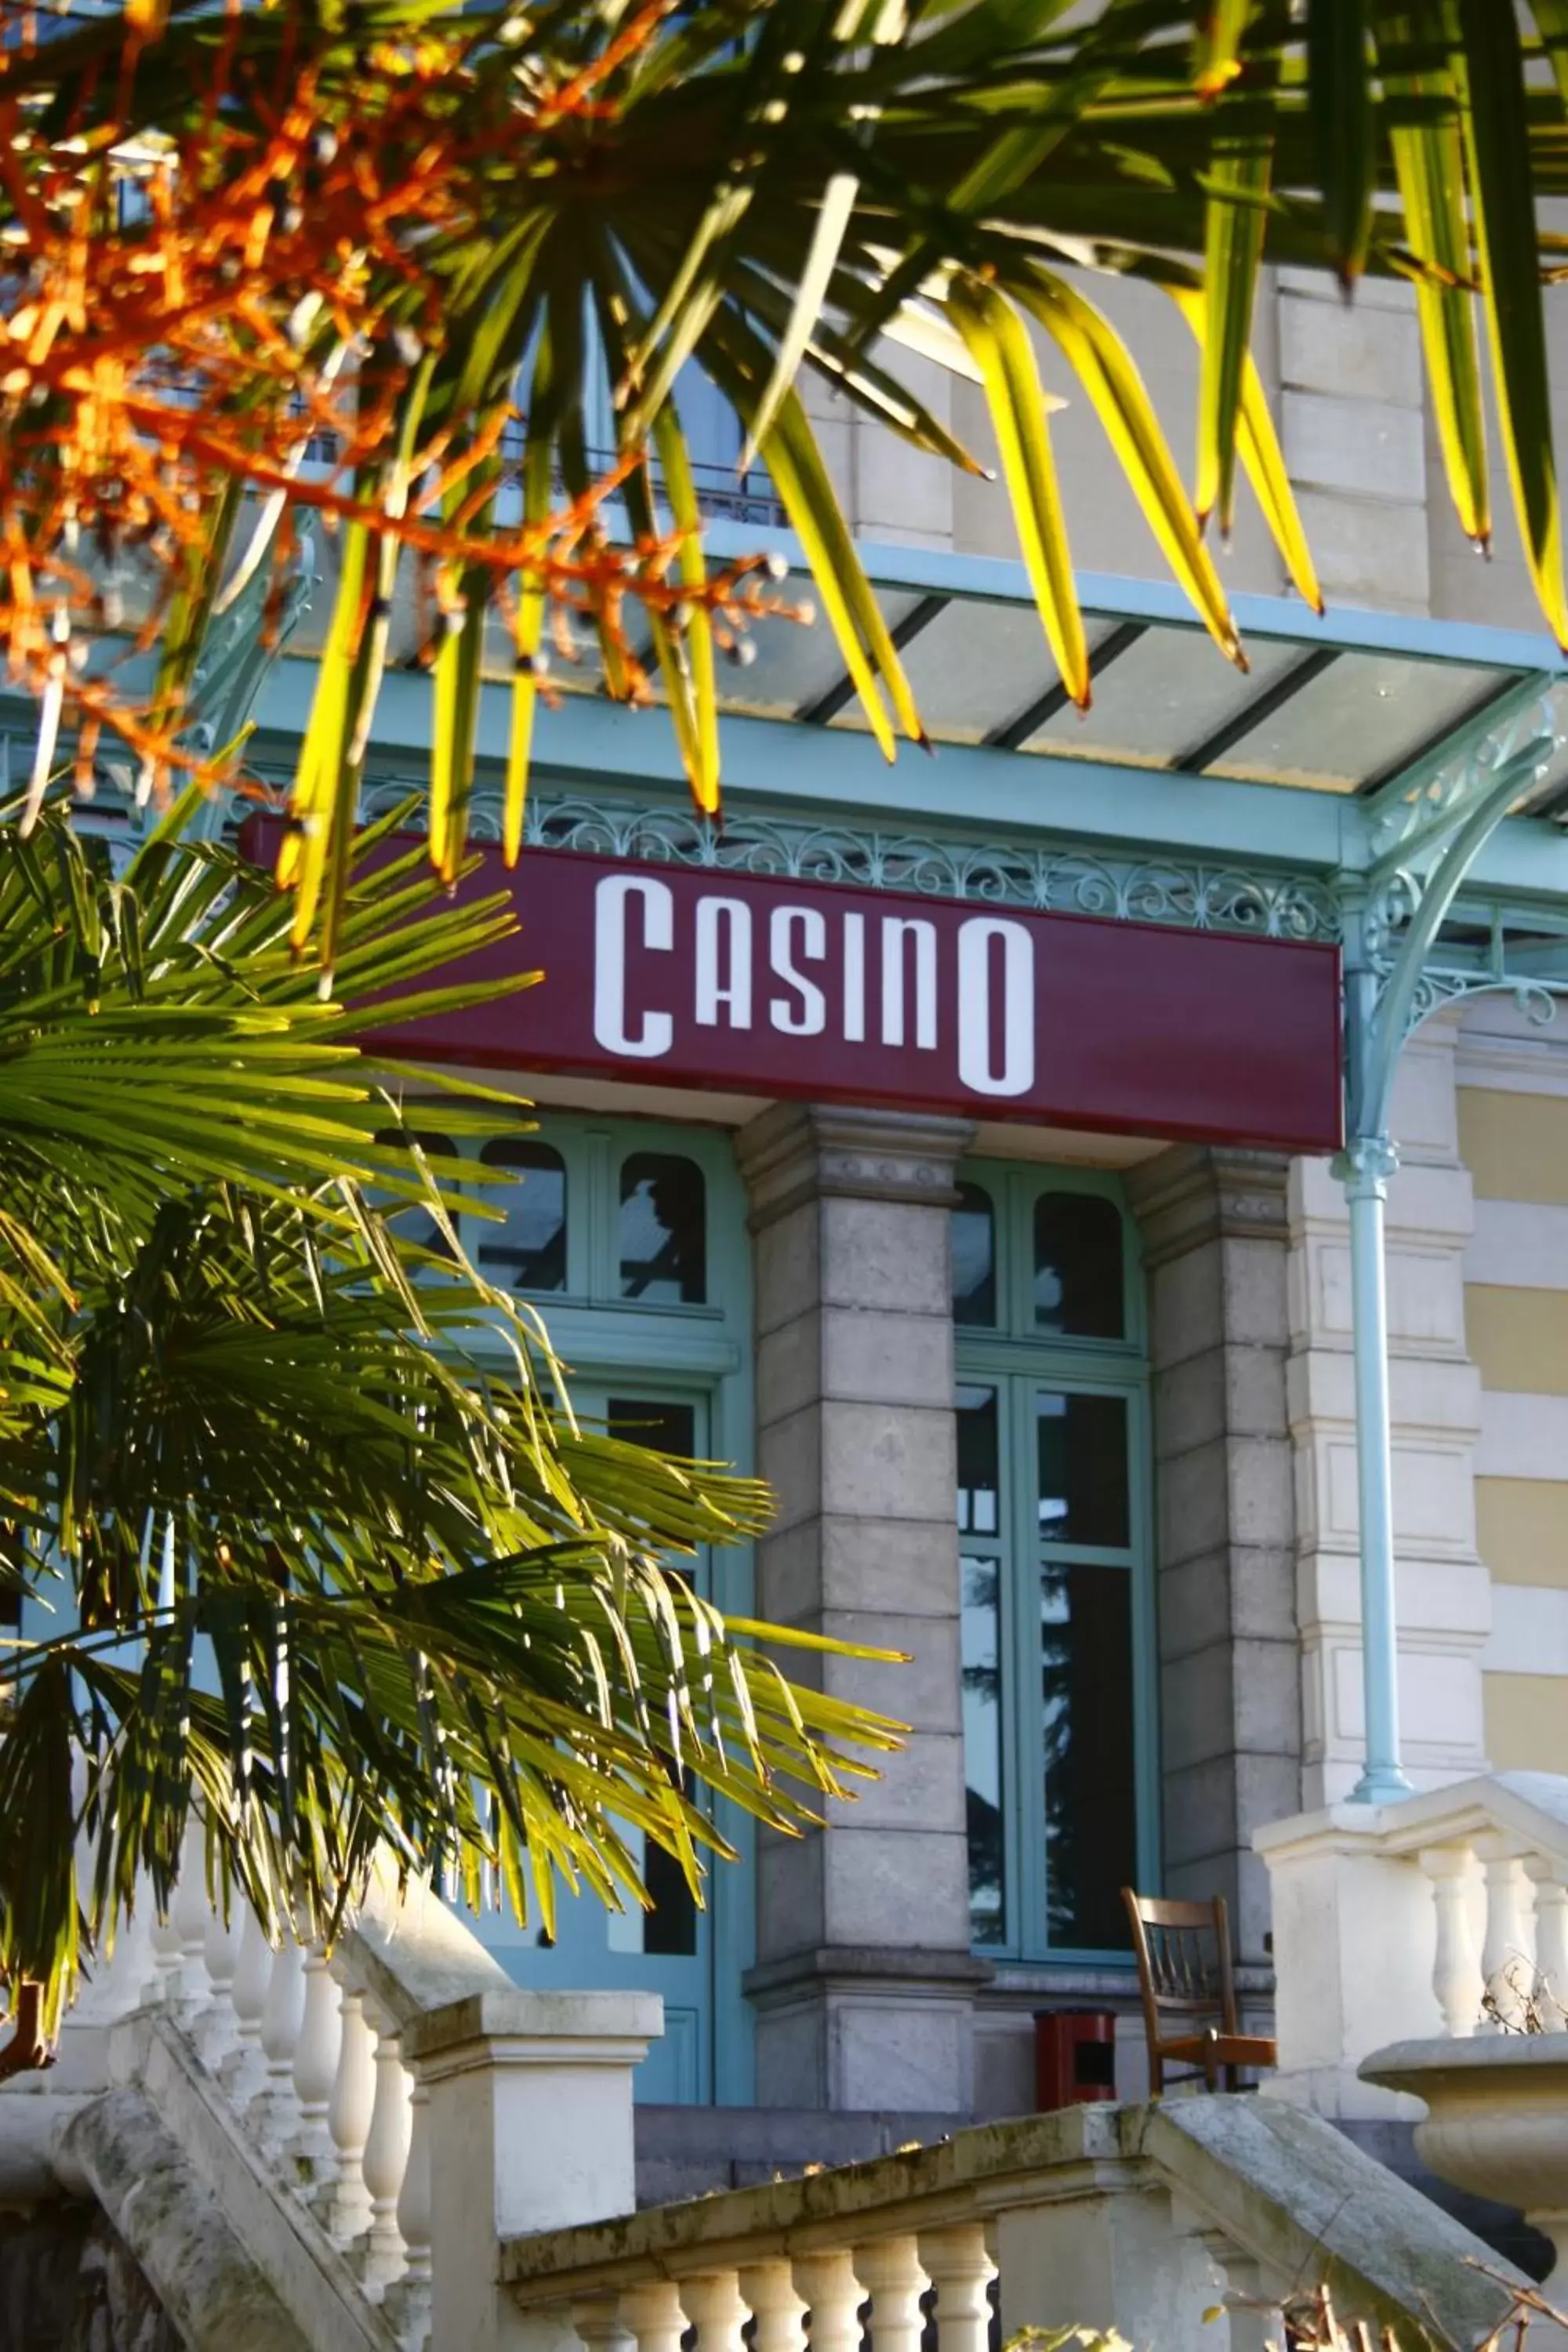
[0,799,902,2024]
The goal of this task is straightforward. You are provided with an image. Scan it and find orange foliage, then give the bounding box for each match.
[0,0,782,828]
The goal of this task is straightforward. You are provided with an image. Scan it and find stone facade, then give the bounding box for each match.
[735,1104,986,2114]
[1126,1146,1301,1968]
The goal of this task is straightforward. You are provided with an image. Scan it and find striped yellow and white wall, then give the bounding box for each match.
[1459,1006,1568,1773]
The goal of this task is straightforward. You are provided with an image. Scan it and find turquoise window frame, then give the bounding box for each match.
[956,1161,1158,1970]
[408,1105,760,2104]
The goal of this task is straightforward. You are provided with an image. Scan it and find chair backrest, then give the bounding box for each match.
[1120,1888,1240,2044]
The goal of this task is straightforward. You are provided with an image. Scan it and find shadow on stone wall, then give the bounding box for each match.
[0,2201,180,2352]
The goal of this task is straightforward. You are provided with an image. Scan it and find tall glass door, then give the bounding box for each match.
[953,1165,1155,1964]
[461,1385,717,2105]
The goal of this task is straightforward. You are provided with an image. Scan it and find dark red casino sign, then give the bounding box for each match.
[327,840,1342,1154]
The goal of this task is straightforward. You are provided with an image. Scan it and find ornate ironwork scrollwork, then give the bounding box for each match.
[372,783,1347,947]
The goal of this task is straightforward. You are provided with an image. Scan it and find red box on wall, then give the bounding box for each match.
[1034,2009,1117,2109]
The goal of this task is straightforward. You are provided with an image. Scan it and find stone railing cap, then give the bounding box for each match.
[502,2106,1124,2293]
[1363,2032,1568,2084]
[1254,1771,1568,1864]
[407,1987,664,2066]
[335,1867,514,2036]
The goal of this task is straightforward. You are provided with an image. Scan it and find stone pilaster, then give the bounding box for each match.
[1287,1018,1489,1803]
[1125,1145,1300,1966]
[735,1102,984,2114]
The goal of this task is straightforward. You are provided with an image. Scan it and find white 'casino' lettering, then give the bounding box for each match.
[590,876,1035,1098]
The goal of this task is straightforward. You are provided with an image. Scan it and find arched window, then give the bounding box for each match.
[952,1181,997,1328]
[476,1139,568,1291]
[951,1171,1148,1962]
[619,1154,707,1304]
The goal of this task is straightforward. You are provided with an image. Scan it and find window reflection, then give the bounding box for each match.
[1041,1563,1136,1950]
[477,1140,567,1290]
[608,1398,699,1957]
[956,1385,1000,1537]
[952,1184,997,1327]
[619,1155,706,1304]
[372,1128,457,1258]
[962,1555,1005,1947]
[1034,1192,1125,1338]
[1036,1392,1130,1549]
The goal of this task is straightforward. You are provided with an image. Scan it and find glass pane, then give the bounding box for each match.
[849,597,1085,746]
[956,1385,1000,1537]
[608,1399,697,1461]
[619,1155,706,1304]
[1024,627,1303,768]
[952,1184,997,1328]
[372,1129,457,1258]
[962,1554,1005,1947]
[608,1398,699,1957]
[1034,1192,1124,1338]
[1036,1392,1130,1548]
[476,1140,567,1290]
[1206,652,1504,793]
[1041,1563,1137,1950]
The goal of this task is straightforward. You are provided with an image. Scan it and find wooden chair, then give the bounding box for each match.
[1121,1888,1278,2095]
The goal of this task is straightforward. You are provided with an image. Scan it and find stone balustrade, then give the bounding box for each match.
[496,2092,1520,2352]
[125,1860,467,2349]
[46,1837,661,2352]
[24,1812,1544,2352]
[1256,1770,1568,2119]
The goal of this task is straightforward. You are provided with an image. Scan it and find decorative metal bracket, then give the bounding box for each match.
[1344,675,1565,1145]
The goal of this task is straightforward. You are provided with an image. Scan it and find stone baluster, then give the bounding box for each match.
[1479,1844,1535,2033]
[251,1928,307,2151]
[794,2252,864,2352]
[323,1986,376,2243]
[918,2226,995,2352]
[220,1904,274,2105]
[620,2281,688,2352]
[575,2297,639,2352]
[1419,1845,1484,2037]
[381,2075,434,2350]
[1208,2245,1287,2352]
[681,2274,750,2352]
[147,1897,183,2006]
[394,2078,432,2285]
[1526,1857,1568,2028]
[359,2002,413,2294]
[855,2235,929,2352]
[289,1939,343,2166]
[739,2262,808,2352]
[170,1819,212,2012]
[197,1895,245,2067]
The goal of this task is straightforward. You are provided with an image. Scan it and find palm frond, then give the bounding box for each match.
[0,800,901,2023]
[5,0,1568,933]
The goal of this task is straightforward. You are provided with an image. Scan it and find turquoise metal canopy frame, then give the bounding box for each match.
[390,523,1567,1815]
[24,521,1568,1809]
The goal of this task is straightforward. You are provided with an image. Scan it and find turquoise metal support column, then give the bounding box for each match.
[1334,679,1560,1804]
[1334,1133,1410,1802]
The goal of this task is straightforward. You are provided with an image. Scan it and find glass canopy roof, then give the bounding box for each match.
[541,524,1568,813]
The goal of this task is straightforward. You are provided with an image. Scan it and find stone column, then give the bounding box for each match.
[1125,1145,1300,1968]
[408,1988,662,2352]
[735,1103,985,2114]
